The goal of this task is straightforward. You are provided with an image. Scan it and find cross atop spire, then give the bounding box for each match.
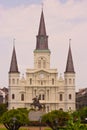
[65,39,75,73]
[9,42,19,73]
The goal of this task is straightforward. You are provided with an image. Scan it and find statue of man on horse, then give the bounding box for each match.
[31,96,42,110]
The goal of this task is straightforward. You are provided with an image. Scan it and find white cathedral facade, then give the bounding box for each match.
[8,10,76,112]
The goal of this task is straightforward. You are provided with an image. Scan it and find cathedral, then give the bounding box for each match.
[8,10,76,112]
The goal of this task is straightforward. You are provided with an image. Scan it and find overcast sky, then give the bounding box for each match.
[0,0,87,91]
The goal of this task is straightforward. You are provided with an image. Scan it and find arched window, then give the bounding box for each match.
[21,94,24,101]
[12,79,15,84]
[69,94,72,100]
[47,106,49,112]
[47,90,49,100]
[17,79,19,84]
[39,94,41,100]
[43,60,46,68]
[30,78,32,85]
[42,94,45,100]
[52,79,54,85]
[65,79,67,84]
[38,60,41,68]
[59,108,63,111]
[60,94,63,101]
[12,94,15,99]
[73,79,75,84]
[41,81,43,85]
[69,78,72,84]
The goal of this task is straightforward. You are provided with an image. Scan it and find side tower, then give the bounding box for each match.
[64,41,76,111]
[34,10,50,70]
[8,44,20,109]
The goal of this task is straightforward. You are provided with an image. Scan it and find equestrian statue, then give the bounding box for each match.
[31,96,45,111]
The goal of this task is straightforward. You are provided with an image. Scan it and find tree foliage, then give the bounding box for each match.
[42,110,69,130]
[0,108,29,130]
[78,107,87,123]
[0,103,7,117]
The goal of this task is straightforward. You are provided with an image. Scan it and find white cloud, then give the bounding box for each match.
[0,0,87,91]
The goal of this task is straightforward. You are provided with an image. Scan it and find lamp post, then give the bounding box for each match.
[39,116,42,130]
[12,117,17,130]
[55,119,58,130]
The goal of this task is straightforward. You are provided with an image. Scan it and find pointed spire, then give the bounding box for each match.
[65,39,75,73]
[38,9,46,36]
[9,39,19,73]
[35,9,50,51]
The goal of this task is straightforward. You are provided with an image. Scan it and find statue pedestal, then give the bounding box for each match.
[29,110,45,121]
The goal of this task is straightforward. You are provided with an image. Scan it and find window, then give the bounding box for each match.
[12,94,15,99]
[43,60,46,68]
[38,60,41,68]
[47,90,49,100]
[47,106,49,112]
[60,94,63,101]
[42,94,45,100]
[69,94,72,100]
[39,94,45,100]
[59,108,63,111]
[35,89,36,96]
[65,79,67,84]
[12,79,15,84]
[39,94,41,100]
[52,79,54,85]
[21,94,24,101]
[30,78,32,85]
[17,79,19,84]
[73,79,75,84]
[69,79,71,84]
[41,81,43,85]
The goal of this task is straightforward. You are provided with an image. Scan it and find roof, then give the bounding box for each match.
[9,45,19,73]
[65,44,75,73]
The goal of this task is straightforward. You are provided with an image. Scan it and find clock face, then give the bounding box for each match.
[39,73,44,79]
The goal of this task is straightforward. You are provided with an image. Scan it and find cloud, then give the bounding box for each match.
[0,0,87,91]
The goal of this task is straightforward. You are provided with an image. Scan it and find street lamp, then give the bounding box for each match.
[12,117,17,130]
[39,116,42,130]
[55,119,58,130]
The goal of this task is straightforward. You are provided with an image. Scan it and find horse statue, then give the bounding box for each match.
[31,96,43,110]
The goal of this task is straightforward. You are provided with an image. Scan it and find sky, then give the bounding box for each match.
[0,0,87,91]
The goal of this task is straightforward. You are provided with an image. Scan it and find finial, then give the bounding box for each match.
[69,38,71,45]
[13,38,15,47]
[41,2,44,11]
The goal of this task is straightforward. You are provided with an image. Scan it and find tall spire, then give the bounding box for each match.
[9,40,19,73]
[35,9,49,50]
[65,39,75,73]
[38,9,46,36]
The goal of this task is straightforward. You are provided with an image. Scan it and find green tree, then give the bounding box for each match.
[0,103,7,117]
[78,107,87,123]
[0,108,29,130]
[42,110,69,130]
[65,113,87,130]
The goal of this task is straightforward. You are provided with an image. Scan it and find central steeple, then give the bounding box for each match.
[34,9,50,69]
[35,10,49,51]
[38,9,46,36]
